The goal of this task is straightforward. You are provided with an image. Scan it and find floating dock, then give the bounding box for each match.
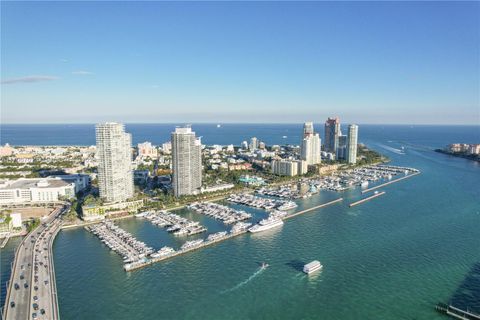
[361,172,420,194]
[435,303,480,320]
[349,192,386,207]
[125,197,344,272]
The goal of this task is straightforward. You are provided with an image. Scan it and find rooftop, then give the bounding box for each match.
[1,178,73,190]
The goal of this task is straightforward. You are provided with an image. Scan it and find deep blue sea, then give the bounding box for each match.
[1,124,479,319]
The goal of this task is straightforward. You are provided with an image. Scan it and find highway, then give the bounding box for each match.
[3,204,68,320]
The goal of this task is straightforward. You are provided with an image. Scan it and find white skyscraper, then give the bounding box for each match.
[96,122,134,203]
[249,137,259,151]
[172,126,202,197]
[300,122,321,165]
[347,124,359,164]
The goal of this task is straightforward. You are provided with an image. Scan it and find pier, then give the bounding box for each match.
[283,198,343,220]
[435,303,480,320]
[349,192,386,207]
[124,197,343,272]
[361,172,420,194]
[1,235,10,248]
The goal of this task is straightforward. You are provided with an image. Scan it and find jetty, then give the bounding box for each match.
[349,192,386,207]
[124,197,343,272]
[361,172,420,194]
[283,198,343,220]
[435,303,480,320]
[0,236,10,248]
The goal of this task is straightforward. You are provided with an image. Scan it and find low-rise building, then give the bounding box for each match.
[0,177,75,205]
[201,183,235,193]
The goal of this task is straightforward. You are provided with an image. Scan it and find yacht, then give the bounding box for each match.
[303,260,323,274]
[248,217,284,233]
[278,201,297,211]
[151,246,175,258]
[181,239,204,250]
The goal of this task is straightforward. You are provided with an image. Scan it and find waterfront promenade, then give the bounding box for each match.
[3,204,67,320]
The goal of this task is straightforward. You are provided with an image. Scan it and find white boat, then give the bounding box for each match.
[135,212,148,218]
[361,181,369,188]
[151,246,175,258]
[278,201,297,211]
[207,231,227,242]
[248,217,284,233]
[303,260,323,274]
[181,239,204,250]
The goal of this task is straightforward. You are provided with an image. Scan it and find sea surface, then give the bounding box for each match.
[1,124,480,319]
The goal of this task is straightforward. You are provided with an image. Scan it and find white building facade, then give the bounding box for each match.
[0,178,75,205]
[271,159,308,176]
[347,124,359,164]
[172,127,202,197]
[300,122,321,165]
[96,122,134,203]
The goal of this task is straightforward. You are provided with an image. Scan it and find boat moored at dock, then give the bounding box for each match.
[248,216,284,233]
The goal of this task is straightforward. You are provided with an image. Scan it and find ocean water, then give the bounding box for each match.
[1,124,479,319]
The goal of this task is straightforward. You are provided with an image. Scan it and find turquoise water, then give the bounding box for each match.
[1,125,479,319]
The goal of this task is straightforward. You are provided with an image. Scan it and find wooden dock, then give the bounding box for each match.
[435,303,480,320]
[125,197,344,272]
[361,172,420,194]
[349,192,386,207]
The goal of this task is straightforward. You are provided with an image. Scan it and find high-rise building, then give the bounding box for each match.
[171,126,202,197]
[249,137,258,151]
[336,135,347,160]
[347,124,359,164]
[300,122,321,165]
[271,159,307,176]
[324,117,341,153]
[96,122,134,203]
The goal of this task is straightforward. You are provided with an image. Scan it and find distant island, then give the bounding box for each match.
[435,143,480,162]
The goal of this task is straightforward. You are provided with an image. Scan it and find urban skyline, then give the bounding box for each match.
[1,1,478,125]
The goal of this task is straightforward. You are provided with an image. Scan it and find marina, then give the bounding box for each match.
[138,210,207,236]
[86,221,154,265]
[227,193,298,211]
[187,202,252,224]
[123,197,344,272]
[349,191,386,207]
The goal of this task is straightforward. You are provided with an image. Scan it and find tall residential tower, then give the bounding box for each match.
[300,122,321,165]
[96,122,134,203]
[171,126,202,197]
[324,117,341,154]
[347,124,359,164]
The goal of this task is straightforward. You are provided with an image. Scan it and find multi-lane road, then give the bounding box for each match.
[3,204,68,320]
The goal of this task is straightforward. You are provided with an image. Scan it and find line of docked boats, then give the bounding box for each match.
[307,164,420,192]
[86,221,154,264]
[227,193,298,211]
[187,202,252,224]
[136,210,207,236]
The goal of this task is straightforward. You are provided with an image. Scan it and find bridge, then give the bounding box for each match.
[3,204,68,320]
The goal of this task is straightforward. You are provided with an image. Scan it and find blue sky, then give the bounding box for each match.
[1,1,479,124]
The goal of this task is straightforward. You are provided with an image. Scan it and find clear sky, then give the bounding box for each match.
[1,1,479,124]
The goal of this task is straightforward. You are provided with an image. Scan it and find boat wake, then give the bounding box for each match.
[221,266,266,294]
[376,143,405,155]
